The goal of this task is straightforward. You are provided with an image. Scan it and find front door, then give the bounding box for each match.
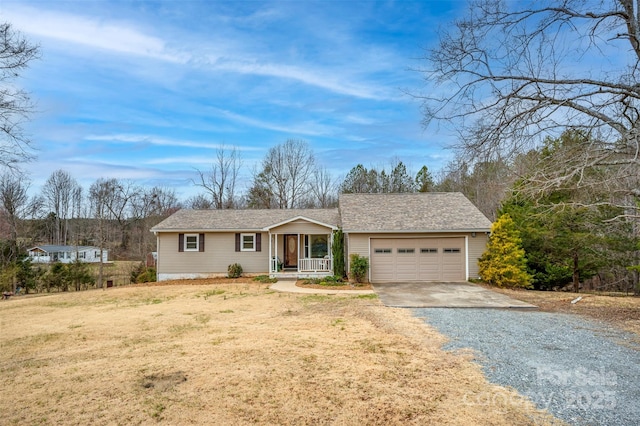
[284,234,298,268]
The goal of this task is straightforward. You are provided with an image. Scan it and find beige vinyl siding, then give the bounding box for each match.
[467,233,488,279]
[157,232,268,276]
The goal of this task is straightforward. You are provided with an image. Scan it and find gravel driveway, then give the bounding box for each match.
[414,308,640,426]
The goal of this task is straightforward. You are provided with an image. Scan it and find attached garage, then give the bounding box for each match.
[339,193,493,283]
[370,237,466,282]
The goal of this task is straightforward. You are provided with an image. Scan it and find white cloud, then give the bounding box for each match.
[214,59,393,100]
[84,134,260,151]
[4,6,188,63]
[210,108,338,137]
[7,4,404,101]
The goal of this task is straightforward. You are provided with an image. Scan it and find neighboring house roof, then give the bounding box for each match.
[151,209,340,232]
[338,192,492,232]
[28,245,101,253]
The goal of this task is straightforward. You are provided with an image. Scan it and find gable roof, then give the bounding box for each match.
[338,192,492,232]
[151,208,340,232]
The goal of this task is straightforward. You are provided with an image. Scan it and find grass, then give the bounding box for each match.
[0,282,561,425]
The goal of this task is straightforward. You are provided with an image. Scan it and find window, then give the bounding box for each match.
[444,248,461,253]
[374,248,392,254]
[235,233,260,252]
[397,248,415,254]
[421,248,438,253]
[310,235,328,258]
[185,234,199,251]
[241,233,256,251]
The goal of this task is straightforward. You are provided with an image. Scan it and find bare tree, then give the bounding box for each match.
[420,0,640,212]
[248,139,316,209]
[0,172,30,259]
[41,170,81,245]
[0,23,39,168]
[310,166,338,208]
[192,145,242,209]
[98,179,140,251]
[184,193,214,209]
[89,178,113,288]
[130,186,179,259]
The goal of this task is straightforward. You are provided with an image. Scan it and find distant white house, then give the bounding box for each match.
[27,245,109,264]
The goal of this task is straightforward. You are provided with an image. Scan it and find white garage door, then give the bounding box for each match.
[370,238,465,282]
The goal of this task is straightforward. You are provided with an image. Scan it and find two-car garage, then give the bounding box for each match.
[370,237,466,282]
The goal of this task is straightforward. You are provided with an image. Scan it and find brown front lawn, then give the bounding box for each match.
[0,280,560,425]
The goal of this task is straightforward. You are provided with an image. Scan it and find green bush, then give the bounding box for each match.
[332,228,345,278]
[137,267,157,283]
[349,254,369,283]
[253,275,277,283]
[302,275,346,286]
[479,214,532,288]
[227,263,243,278]
[131,262,156,284]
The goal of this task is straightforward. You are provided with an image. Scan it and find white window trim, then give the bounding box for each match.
[184,234,199,251]
[241,233,256,252]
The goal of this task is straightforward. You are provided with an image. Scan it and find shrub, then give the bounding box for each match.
[253,275,277,283]
[301,275,346,286]
[349,254,369,283]
[131,262,156,283]
[227,263,243,278]
[332,228,345,278]
[479,214,532,288]
[137,267,157,283]
[130,262,146,283]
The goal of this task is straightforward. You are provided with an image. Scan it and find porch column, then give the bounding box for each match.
[329,231,334,271]
[274,233,278,272]
[268,231,272,273]
[297,234,301,272]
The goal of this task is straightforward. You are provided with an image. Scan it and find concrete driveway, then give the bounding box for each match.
[372,282,536,308]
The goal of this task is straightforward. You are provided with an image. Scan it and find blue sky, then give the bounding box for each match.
[3,0,466,200]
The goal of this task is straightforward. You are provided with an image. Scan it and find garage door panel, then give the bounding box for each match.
[371,246,395,281]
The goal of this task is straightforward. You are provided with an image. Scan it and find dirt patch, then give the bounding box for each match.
[0,283,561,425]
[491,286,640,337]
[141,371,188,391]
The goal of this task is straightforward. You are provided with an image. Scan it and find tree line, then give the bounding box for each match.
[3,0,640,295]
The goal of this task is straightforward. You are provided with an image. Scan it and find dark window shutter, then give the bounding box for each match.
[178,234,184,252]
[256,233,261,252]
[235,233,240,252]
[199,234,205,252]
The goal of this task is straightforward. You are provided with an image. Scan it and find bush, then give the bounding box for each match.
[479,214,532,288]
[136,267,157,283]
[349,254,369,283]
[130,262,146,283]
[332,228,345,278]
[227,263,243,278]
[302,275,346,286]
[253,275,277,283]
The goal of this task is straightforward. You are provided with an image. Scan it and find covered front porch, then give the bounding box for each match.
[268,232,334,278]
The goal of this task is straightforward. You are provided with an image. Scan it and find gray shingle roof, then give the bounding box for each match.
[151,209,340,232]
[151,193,492,233]
[338,192,492,232]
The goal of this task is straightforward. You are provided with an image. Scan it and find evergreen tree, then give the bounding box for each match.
[479,214,532,288]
